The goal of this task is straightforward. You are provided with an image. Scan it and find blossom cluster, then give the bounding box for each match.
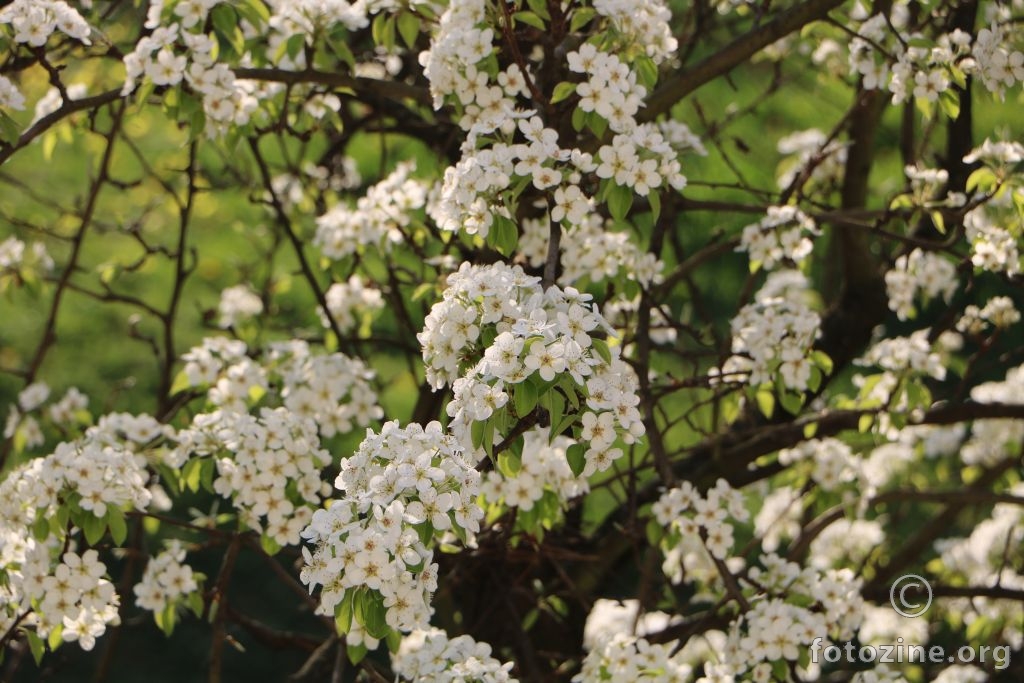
[723,559,864,677]
[420,262,644,476]
[964,200,1021,276]
[172,338,381,546]
[423,5,685,244]
[217,284,263,328]
[301,421,482,635]
[4,382,53,452]
[418,0,495,113]
[574,633,691,682]
[133,542,201,624]
[715,270,823,391]
[653,479,749,562]
[845,1,1024,105]
[8,547,119,651]
[119,1,275,134]
[392,627,517,683]
[857,329,947,382]
[603,297,677,347]
[0,436,152,528]
[518,213,664,288]
[957,295,1021,334]
[0,235,55,283]
[960,363,1024,466]
[479,427,588,512]
[0,0,92,48]
[884,248,958,321]
[934,483,1024,648]
[314,161,426,260]
[176,406,330,547]
[0,74,25,110]
[178,337,381,436]
[319,276,385,334]
[778,438,860,492]
[776,128,847,190]
[0,429,154,652]
[650,477,870,678]
[592,0,678,63]
[738,205,819,272]
[31,83,87,125]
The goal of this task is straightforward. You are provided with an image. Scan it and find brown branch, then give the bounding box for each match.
[640,0,849,121]
[0,88,122,166]
[208,534,243,683]
[232,67,431,107]
[246,137,351,355]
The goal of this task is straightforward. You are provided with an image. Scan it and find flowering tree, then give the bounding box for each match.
[1,0,1023,680]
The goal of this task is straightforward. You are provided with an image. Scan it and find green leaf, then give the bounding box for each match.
[938,88,960,120]
[481,418,494,456]
[47,624,63,651]
[347,642,368,664]
[0,111,20,146]
[490,214,519,256]
[155,603,177,636]
[587,111,607,138]
[497,450,521,478]
[807,366,821,393]
[42,130,57,161]
[335,589,354,634]
[371,13,396,51]
[414,521,434,546]
[107,508,128,546]
[25,629,45,665]
[648,190,661,222]
[527,0,550,20]
[570,7,596,32]
[513,11,546,30]
[411,282,435,301]
[550,410,577,442]
[328,33,356,68]
[397,11,420,49]
[755,388,775,419]
[858,413,874,433]
[803,421,818,439]
[571,106,585,132]
[607,184,633,221]
[187,590,204,618]
[550,81,577,104]
[236,0,270,26]
[513,380,538,418]
[778,390,803,416]
[385,628,402,653]
[811,350,833,375]
[930,209,946,234]
[633,55,659,89]
[546,391,565,441]
[81,513,106,546]
[182,457,203,493]
[471,419,487,450]
[591,338,612,365]
[361,592,389,639]
[32,515,50,542]
[915,95,935,120]
[521,608,539,631]
[260,534,281,555]
[965,167,997,193]
[566,443,586,477]
[169,369,191,395]
[211,4,245,58]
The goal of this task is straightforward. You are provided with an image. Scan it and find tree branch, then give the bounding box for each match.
[640,0,849,121]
